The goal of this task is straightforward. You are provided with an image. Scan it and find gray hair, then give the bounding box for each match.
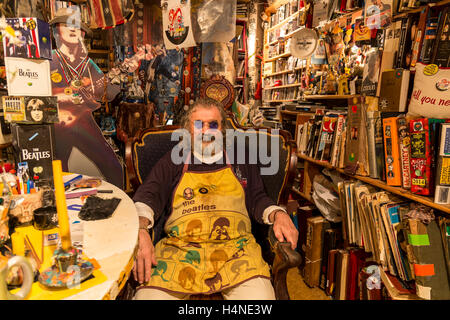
[179,97,229,134]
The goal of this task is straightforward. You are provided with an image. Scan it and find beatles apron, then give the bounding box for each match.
[140,156,271,295]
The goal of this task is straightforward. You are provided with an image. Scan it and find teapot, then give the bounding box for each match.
[0,255,33,300]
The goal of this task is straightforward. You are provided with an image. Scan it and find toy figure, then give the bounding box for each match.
[338,73,349,95]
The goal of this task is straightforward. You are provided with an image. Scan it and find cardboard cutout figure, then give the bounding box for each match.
[49,8,123,188]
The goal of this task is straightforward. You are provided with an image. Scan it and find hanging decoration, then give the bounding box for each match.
[161,0,196,50]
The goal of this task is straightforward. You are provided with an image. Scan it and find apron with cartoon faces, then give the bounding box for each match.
[142,156,271,295]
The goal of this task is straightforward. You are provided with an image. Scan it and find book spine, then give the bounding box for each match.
[375,115,386,180]
[434,124,450,204]
[331,115,345,166]
[410,7,429,68]
[397,116,412,189]
[421,17,439,64]
[383,117,402,186]
[367,111,379,179]
[431,8,450,67]
[410,118,432,195]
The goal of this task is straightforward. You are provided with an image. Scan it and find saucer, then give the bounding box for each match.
[38,260,94,289]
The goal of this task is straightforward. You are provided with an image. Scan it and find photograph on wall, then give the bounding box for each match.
[364,0,392,29]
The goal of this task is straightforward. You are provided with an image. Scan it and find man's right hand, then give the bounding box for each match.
[133,229,157,284]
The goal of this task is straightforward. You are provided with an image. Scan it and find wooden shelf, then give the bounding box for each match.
[265,0,290,15]
[264,83,302,90]
[297,153,450,215]
[88,49,110,54]
[266,26,305,47]
[265,52,291,62]
[393,0,450,19]
[281,109,314,116]
[302,94,356,100]
[266,99,298,103]
[263,66,305,78]
[291,186,313,202]
[267,8,305,32]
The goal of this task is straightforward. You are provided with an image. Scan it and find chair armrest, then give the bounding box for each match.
[268,225,302,300]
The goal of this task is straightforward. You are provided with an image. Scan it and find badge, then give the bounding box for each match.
[72,94,82,105]
[183,187,194,200]
[51,72,62,83]
[199,187,208,194]
[71,79,82,88]
[436,78,449,91]
[64,87,73,95]
[423,64,438,76]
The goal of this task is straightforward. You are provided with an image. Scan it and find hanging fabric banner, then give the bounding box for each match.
[162,0,196,50]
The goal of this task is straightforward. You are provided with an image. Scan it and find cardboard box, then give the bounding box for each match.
[303,216,330,287]
[3,96,59,124]
[11,123,55,184]
[2,17,52,60]
[5,57,52,96]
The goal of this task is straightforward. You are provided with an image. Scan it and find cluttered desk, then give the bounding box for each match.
[0,160,138,300]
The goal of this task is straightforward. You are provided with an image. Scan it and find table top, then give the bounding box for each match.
[63,178,138,300]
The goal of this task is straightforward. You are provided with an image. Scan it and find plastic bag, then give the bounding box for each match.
[311,174,342,223]
[192,0,236,43]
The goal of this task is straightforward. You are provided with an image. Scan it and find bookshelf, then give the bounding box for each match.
[235,18,249,104]
[393,0,450,19]
[295,153,450,215]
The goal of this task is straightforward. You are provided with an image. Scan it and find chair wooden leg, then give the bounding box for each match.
[272,242,302,300]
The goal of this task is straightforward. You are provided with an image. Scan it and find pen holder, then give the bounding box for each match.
[33,206,57,231]
[53,247,79,273]
[8,191,43,226]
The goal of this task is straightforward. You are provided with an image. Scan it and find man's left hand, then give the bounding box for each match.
[271,210,299,250]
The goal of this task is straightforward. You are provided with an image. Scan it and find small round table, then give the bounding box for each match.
[64,180,138,300]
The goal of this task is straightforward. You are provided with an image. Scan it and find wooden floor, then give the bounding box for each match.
[287,268,331,300]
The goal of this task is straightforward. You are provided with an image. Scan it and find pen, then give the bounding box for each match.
[64,174,83,188]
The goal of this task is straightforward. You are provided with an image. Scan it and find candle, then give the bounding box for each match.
[11,232,25,256]
[52,160,72,251]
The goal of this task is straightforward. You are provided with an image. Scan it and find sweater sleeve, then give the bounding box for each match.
[243,163,278,225]
[132,151,181,224]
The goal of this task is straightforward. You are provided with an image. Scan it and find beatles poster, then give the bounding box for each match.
[162,0,196,49]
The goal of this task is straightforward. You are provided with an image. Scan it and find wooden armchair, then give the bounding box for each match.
[122,117,301,300]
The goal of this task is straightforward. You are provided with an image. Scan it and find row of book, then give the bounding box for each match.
[298,191,450,299]
[364,5,450,98]
[295,96,450,203]
[269,0,302,29]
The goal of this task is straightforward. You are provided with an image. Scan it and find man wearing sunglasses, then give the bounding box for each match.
[132,98,298,300]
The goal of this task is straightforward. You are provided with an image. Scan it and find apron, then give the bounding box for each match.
[141,154,271,295]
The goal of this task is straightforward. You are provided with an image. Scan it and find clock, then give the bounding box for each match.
[289,28,319,59]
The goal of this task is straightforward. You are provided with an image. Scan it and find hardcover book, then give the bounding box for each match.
[319,114,338,161]
[361,49,382,96]
[330,114,346,167]
[432,7,450,67]
[367,111,382,179]
[11,123,55,184]
[410,7,429,68]
[397,115,412,189]
[344,97,370,176]
[379,69,411,112]
[383,117,402,186]
[434,123,450,204]
[2,96,59,124]
[421,16,439,64]
[409,118,432,195]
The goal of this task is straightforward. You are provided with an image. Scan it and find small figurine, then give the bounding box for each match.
[338,73,349,95]
[325,71,337,94]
